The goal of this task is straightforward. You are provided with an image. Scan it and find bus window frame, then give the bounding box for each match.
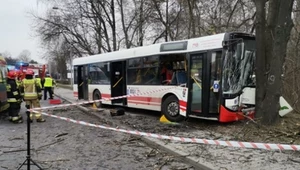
[127,55,161,85]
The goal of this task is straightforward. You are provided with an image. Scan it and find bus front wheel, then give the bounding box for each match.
[162,95,184,122]
[93,90,102,108]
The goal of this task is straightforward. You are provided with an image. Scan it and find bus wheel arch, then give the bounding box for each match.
[92,89,102,108]
[161,94,184,122]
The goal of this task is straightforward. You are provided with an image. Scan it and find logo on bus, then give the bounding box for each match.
[127,87,140,95]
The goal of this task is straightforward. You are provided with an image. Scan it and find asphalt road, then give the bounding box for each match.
[0,99,195,170]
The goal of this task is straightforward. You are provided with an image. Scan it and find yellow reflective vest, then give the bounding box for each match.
[44,77,55,87]
[20,79,42,100]
[35,77,42,89]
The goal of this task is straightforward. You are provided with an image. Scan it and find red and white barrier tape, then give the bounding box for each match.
[30,85,183,111]
[36,110,300,151]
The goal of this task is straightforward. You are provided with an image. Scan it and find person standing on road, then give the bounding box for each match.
[6,70,23,123]
[19,69,45,122]
[34,74,42,90]
[43,74,55,100]
[16,70,23,87]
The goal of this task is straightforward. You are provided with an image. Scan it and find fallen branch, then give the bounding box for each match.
[146,149,156,158]
[0,145,17,149]
[9,137,23,141]
[36,138,65,151]
[37,159,70,163]
[157,157,171,170]
[3,148,34,153]
[288,157,300,164]
[54,133,68,138]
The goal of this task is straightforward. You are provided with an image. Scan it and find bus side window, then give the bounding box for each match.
[128,58,142,85]
[161,62,173,85]
[89,63,110,84]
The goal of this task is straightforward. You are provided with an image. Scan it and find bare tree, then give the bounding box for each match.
[18,50,31,62]
[254,0,295,125]
[1,51,18,65]
[283,0,300,112]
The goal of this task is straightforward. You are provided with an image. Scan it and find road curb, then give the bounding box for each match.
[54,93,212,170]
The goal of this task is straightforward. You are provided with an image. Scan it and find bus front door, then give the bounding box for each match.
[208,51,222,114]
[189,53,205,115]
[77,65,89,100]
[110,61,127,105]
[189,51,221,119]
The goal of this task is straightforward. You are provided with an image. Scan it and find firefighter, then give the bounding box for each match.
[19,69,45,122]
[6,70,23,123]
[35,74,42,89]
[16,70,23,87]
[43,74,55,100]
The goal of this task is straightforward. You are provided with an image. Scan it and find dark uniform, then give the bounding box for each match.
[6,70,23,123]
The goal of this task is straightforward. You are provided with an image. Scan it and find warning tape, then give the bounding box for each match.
[30,85,184,111]
[36,110,300,151]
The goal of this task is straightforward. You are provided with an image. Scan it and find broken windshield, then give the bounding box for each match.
[222,39,256,94]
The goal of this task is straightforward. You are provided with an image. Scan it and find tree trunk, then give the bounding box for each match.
[111,0,117,51]
[165,0,169,42]
[138,0,144,46]
[255,0,294,125]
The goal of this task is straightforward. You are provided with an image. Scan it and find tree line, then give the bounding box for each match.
[1,50,38,64]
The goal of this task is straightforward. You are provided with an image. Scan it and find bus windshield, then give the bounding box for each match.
[222,39,256,94]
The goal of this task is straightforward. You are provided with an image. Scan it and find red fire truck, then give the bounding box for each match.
[15,62,46,80]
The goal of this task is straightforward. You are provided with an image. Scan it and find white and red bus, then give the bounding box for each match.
[72,32,292,122]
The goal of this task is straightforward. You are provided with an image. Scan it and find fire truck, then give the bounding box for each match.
[14,62,47,80]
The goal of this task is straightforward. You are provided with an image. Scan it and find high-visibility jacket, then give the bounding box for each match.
[44,77,55,87]
[35,77,42,89]
[16,79,22,88]
[19,78,42,100]
[6,78,21,103]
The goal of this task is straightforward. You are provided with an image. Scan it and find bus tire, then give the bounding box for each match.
[162,95,184,122]
[93,90,102,108]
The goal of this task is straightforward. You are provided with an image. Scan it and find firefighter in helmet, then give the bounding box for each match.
[19,69,45,122]
[16,70,23,87]
[34,74,42,90]
[6,70,23,123]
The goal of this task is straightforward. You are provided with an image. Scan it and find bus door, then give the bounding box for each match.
[110,61,127,105]
[188,52,209,117]
[77,65,89,100]
[208,51,222,115]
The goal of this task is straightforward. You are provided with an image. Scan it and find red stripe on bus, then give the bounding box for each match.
[128,100,161,106]
[127,96,161,103]
[101,93,111,98]
[179,100,187,107]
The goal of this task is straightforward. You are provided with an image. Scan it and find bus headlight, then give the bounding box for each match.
[231,105,239,111]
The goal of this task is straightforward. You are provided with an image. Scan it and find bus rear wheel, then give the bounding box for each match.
[93,90,102,108]
[162,95,184,122]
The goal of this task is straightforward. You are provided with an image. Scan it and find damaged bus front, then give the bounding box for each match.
[221,33,293,122]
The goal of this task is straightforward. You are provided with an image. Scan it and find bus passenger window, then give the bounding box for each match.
[89,63,110,84]
[161,62,173,85]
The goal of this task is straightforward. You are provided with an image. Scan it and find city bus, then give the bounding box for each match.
[72,32,292,122]
[0,55,10,113]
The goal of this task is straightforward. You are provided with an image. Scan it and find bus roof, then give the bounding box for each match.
[73,33,226,66]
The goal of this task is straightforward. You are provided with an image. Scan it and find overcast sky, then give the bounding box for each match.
[0,0,47,63]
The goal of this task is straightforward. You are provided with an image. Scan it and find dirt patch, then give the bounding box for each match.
[201,112,300,145]
[99,106,300,145]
